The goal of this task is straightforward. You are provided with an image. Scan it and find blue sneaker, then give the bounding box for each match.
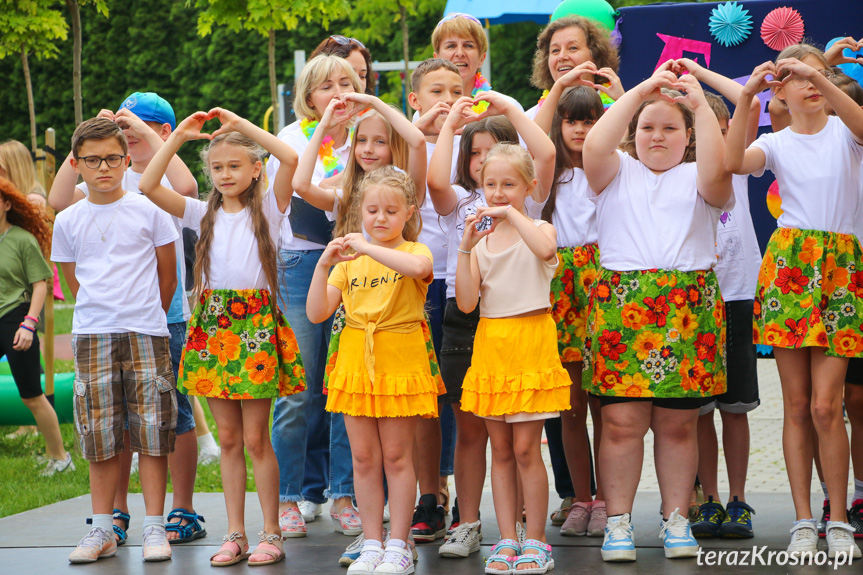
[660,509,699,558]
[691,496,726,538]
[601,513,636,562]
[339,533,365,566]
[719,496,755,538]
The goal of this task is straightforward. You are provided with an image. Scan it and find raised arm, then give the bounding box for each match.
[428,96,479,216]
[478,205,557,262]
[454,215,485,313]
[307,238,355,323]
[532,61,600,133]
[50,109,115,210]
[726,63,778,175]
[342,233,432,281]
[477,91,556,203]
[139,112,212,218]
[207,107,297,213]
[291,99,351,212]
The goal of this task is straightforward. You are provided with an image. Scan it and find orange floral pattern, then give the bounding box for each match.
[755,228,863,358]
[550,245,599,369]
[179,289,306,398]
[586,269,726,398]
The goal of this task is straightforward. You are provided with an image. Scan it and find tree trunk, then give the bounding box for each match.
[67,0,83,125]
[400,4,410,92]
[21,49,37,152]
[268,28,278,135]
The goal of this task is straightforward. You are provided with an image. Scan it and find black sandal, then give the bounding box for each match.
[165,508,207,544]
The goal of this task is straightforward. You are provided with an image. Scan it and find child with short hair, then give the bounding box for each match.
[54,117,179,564]
[308,166,439,575]
[49,92,204,547]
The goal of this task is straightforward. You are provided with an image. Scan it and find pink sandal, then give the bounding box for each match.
[210,532,249,567]
[248,531,285,566]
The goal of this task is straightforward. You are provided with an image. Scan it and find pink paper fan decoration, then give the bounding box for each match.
[760,7,804,51]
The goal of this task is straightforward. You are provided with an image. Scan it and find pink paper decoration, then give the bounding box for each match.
[760,7,804,51]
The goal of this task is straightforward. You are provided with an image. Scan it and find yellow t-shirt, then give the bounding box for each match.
[328,241,433,329]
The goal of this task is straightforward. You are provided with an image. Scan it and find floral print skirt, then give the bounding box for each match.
[178,289,306,399]
[323,303,445,397]
[586,269,726,399]
[550,244,599,374]
[754,228,863,357]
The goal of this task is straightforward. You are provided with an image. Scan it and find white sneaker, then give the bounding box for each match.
[787,519,818,558]
[347,543,385,575]
[601,513,636,562]
[826,521,862,559]
[40,452,75,476]
[439,520,481,558]
[198,445,221,465]
[299,501,322,523]
[374,544,414,574]
[659,509,699,558]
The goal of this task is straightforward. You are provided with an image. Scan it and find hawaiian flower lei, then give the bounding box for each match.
[299,118,350,178]
[471,71,492,113]
[537,83,616,110]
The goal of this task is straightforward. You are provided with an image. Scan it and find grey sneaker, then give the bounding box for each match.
[40,452,75,476]
[142,525,172,562]
[560,501,591,536]
[438,520,481,558]
[68,527,117,563]
[787,519,818,558]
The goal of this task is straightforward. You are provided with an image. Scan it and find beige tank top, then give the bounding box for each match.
[475,219,558,318]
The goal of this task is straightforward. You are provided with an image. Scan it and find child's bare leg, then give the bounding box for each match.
[773,348,815,521]
[380,416,420,541]
[845,382,863,489]
[600,402,651,515]
[561,363,592,502]
[720,411,750,501]
[810,350,850,524]
[112,431,133,539]
[453,405,488,523]
[138,454,168,517]
[414,416,442,502]
[20,395,66,460]
[91,456,122,515]
[696,411,719,500]
[241,399,280,536]
[207,398,247,545]
[485,419,518,571]
[652,407,700,516]
[514,420,549,542]
[588,396,604,500]
[344,415,385,542]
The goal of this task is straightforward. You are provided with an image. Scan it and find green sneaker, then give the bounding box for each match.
[719,496,755,538]
[690,496,726,538]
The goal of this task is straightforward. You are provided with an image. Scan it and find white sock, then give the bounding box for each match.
[365,539,383,548]
[854,478,863,502]
[821,482,830,500]
[142,515,164,530]
[91,514,113,533]
[387,538,407,549]
[198,432,218,451]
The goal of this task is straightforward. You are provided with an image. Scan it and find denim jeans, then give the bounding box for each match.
[271,249,354,503]
[169,321,195,435]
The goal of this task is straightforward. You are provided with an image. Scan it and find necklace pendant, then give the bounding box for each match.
[101,235,105,242]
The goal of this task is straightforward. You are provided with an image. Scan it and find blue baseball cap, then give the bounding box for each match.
[118,92,176,130]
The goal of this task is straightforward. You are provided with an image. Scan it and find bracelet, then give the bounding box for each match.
[457,248,471,255]
[24,315,39,325]
[18,323,36,334]
[504,205,512,219]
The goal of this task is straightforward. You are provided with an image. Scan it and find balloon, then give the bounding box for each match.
[552,0,618,32]
[825,37,863,86]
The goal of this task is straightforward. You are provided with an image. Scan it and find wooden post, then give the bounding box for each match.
[37,128,57,397]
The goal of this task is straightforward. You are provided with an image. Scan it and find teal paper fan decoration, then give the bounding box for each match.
[709,2,753,47]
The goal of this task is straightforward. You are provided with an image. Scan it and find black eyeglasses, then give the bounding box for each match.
[328,35,366,51]
[78,155,125,169]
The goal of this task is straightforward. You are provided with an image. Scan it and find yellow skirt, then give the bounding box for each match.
[462,314,572,417]
[326,326,441,418]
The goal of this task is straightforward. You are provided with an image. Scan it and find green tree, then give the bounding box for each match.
[190,0,350,133]
[66,0,109,125]
[0,0,68,150]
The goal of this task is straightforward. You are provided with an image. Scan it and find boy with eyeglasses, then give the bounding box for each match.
[52,117,179,563]
[49,94,206,551]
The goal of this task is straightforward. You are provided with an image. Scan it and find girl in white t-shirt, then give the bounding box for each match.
[583,70,732,562]
[140,108,303,567]
[726,45,863,558]
[542,86,608,537]
[455,143,569,574]
[427,91,555,555]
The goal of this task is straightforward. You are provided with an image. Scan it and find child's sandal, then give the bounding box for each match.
[248,531,285,566]
[210,532,249,567]
[513,539,554,575]
[484,538,520,575]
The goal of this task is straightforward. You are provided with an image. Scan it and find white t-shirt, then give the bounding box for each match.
[181,192,286,290]
[592,151,732,272]
[269,120,352,251]
[750,116,863,235]
[442,185,487,298]
[52,192,178,336]
[547,168,597,248]
[856,162,863,242]
[422,142,450,279]
[714,175,762,301]
[78,171,189,322]
[525,104,539,121]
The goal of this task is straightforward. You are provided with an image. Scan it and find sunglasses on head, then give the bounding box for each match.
[436,12,482,28]
[328,35,366,51]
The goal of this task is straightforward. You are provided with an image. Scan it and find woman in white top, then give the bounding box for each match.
[583,69,732,562]
[726,44,863,559]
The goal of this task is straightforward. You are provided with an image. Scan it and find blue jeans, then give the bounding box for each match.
[271,249,354,503]
[169,321,195,436]
[427,279,455,476]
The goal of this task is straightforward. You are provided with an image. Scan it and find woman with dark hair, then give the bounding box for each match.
[310,35,375,95]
